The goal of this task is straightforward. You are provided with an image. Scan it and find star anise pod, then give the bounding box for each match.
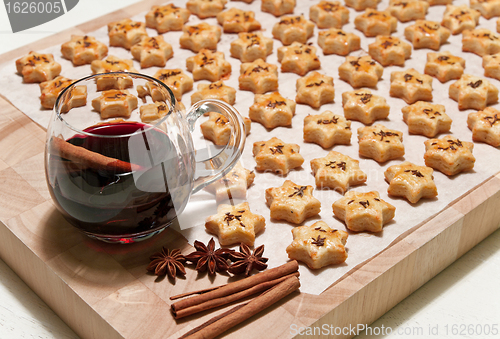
[147,247,186,279]
[185,238,234,275]
[228,243,268,276]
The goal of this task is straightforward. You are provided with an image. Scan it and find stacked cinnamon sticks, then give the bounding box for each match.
[171,260,300,339]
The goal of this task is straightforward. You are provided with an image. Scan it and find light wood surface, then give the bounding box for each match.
[0,1,499,338]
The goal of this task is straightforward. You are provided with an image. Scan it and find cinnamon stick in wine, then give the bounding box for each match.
[51,136,143,173]
[171,260,298,314]
[173,272,299,319]
[180,276,300,339]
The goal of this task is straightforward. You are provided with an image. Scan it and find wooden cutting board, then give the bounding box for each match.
[0,1,499,338]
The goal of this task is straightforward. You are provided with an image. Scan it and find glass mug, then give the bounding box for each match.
[45,72,246,243]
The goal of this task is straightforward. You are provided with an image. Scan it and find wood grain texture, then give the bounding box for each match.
[0,1,498,338]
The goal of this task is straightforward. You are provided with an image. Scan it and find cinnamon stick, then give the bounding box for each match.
[51,136,143,173]
[180,276,300,339]
[173,272,299,319]
[170,286,222,301]
[171,260,298,314]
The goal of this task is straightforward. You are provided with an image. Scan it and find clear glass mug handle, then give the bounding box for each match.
[186,99,246,193]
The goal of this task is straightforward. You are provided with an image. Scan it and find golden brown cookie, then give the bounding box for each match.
[90,55,137,74]
[272,15,315,45]
[139,102,170,123]
[483,53,500,80]
[441,5,480,35]
[332,191,396,232]
[449,74,498,110]
[130,36,173,68]
[354,9,397,37]
[470,0,500,19]
[424,51,466,83]
[39,76,86,111]
[345,0,380,11]
[384,161,438,203]
[217,8,261,33]
[205,202,265,246]
[61,35,108,66]
[467,107,500,147]
[338,55,383,88]
[404,20,450,50]
[402,101,452,137]
[388,0,429,22]
[91,89,138,119]
[309,1,350,29]
[249,92,296,129]
[390,69,434,104]
[179,23,222,53]
[253,137,304,174]
[261,0,295,17]
[304,111,352,148]
[16,51,61,83]
[265,180,321,224]
[205,162,255,201]
[424,136,475,176]
[462,28,500,57]
[342,89,390,125]
[368,36,412,67]
[145,4,190,33]
[286,221,348,269]
[358,124,405,162]
[230,32,274,63]
[186,49,232,82]
[187,0,227,19]
[191,81,236,105]
[107,19,147,50]
[153,69,193,101]
[310,151,366,193]
[200,112,251,146]
[295,71,335,108]
[239,59,279,94]
[277,42,321,76]
[317,28,361,56]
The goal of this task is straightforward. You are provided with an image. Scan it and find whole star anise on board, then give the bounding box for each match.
[147,248,186,279]
[228,243,268,276]
[185,238,234,275]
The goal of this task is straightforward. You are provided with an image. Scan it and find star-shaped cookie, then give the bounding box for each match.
[249,92,296,129]
[483,53,500,81]
[317,28,361,56]
[424,136,475,175]
[154,69,193,101]
[368,36,412,67]
[107,19,148,50]
[205,202,265,246]
[295,71,335,108]
[358,124,405,163]
[345,0,380,11]
[310,151,367,193]
[60,35,108,66]
[16,51,61,83]
[339,55,384,89]
[217,8,261,33]
[309,1,350,29]
[186,49,232,82]
[265,180,321,224]
[130,36,173,68]
[424,51,465,83]
[57,84,88,114]
[286,221,349,269]
[449,74,498,110]
[272,15,315,46]
[179,23,222,53]
[470,0,500,19]
[139,102,170,123]
[230,32,274,63]
[462,28,500,57]
[388,0,429,23]
[191,81,236,105]
[145,4,190,33]
[90,55,137,74]
[91,90,138,119]
[402,101,452,137]
[385,161,438,203]
[342,89,390,125]
[253,137,304,175]
[39,76,78,109]
[441,5,480,35]
[354,9,397,37]
[332,191,396,232]
[205,162,255,201]
[187,0,227,19]
[261,0,295,17]
[390,68,433,104]
[200,111,251,145]
[303,111,352,148]
[239,59,278,94]
[467,107,500,147]
[404,20,450,50]
[277,42,321,76]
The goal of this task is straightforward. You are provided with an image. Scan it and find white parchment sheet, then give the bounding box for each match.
[1,0,499,295]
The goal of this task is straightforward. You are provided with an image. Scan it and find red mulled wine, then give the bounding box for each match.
[47,122,189,238]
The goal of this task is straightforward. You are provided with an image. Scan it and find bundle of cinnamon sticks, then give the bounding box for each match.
[171,260,300,339]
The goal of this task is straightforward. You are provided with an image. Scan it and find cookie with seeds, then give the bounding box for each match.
[483,53,500,80]
[277,42,321,76]
[205,163,255,201]
[230,32,273,63]
[249,92,295,129]
[310,1,349,29]
[467,107,500,147]
[402,101,452,137]
[107,19,147,50]
[272,15,315,46]
[39,76,86,111]
[338,55,383,88]
[385,161,438,203]
[239,59,278,94]
[91,90,138,119]
[253,137,304,175]
[342,89,390,125]
[424,51,465,83]
[388,0,429,23]
[332,191,396,232]
[60,35,108,66]
[265,180,321,224]
[200,112,251,146]
[139,102,170,123]
[449,74,498,110]
[130,36,173,68]
[179,23,222,53]
[217,8,261,33]
[153,69,193,101]
[441,5,480,35]
[354,9,397,37]
[310,151,366,193]
[296,72,335,109]
[187,0,227,19]
[205,202,265,246]
[470,0,500,19]
[345,0,380,11]
[358,124,405,162]
[462,28,500,57]
[317,28,361,56]
[261,0,295,17]
[404,20,450,50]
[286,221,348,269]
[424,136,475,176]
[390,69,433,104]
[304,111,352,148]
[191,81,236,105]
[368,36,412,67]
[16,51,61,83]
[145,4,190,33]
[186,49,232,82]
